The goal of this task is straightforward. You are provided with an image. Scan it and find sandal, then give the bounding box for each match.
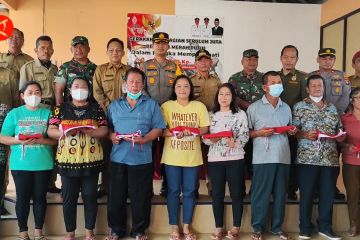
[225,228,239,240]
[169,231,181,240]
[64,235,76,240]
[136,233,148,240]
[276,232,292,240]
[104,234,119,240]
[183,232,197,240]
[34,236,48,240]
[211,229,226,240]
[250,232,262,240]
[17,236,30,240]
[85,234,96,240]
[348,226,357,237]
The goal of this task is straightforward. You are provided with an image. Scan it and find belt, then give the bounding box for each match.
[40,99,53,105]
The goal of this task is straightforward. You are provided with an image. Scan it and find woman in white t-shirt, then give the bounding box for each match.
[203,83,249,240]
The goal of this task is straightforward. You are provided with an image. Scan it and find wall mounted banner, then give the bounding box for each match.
[127,13,225,79]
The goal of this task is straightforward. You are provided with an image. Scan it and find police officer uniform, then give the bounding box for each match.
[54,36,97,102]
[310,48,350,114]
[191,49,221,111]
[93,63,131,111]
[140,32,182,105]
[19,58,58,107]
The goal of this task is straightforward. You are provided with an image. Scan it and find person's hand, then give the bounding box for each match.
[22,138,37,145]
[258,128,274,137]
[305,130,317,141]
[132,135,145,144]
[176,131,184,139]
[81,128,94,136]
[209,137,222,143]
[226,137,235,148]
[110,132,120,144]
[183,129,192,136]
[66,129,78,136]
[287,127,298,136]
[336,134,346,142]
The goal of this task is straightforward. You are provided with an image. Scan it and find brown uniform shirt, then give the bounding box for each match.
[19,59,58,102]
[0,52,33,80]
[191,72,221,111]
[350,74,360,90]
[0,63,19,108]
[93,63,131,111]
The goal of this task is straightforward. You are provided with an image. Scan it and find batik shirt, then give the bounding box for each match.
[293,98,342,166]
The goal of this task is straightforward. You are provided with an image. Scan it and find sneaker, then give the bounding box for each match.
[299,232,311,239]
[287,192,298,200]
[0,206,10,216]
[319,231,342,240]
[47,186,61,194]
[334,192,345,201]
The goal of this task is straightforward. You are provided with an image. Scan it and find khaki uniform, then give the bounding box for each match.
[349,74,360,90]
[140,58,183,105]
[0,63,19,108]
[191,72,221,111]
[0,52,33,79]
[310,69,351,114]
[19,59,58,104]
[279,69,308,109]
[93,63,131,111]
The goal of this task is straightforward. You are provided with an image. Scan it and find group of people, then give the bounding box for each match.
[0,27,360,240]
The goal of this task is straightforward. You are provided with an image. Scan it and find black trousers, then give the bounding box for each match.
[208,160,245,227]
[11,170,52,232]
[61,174,99,232]
[107,161,153,237]
[287,136,298,194]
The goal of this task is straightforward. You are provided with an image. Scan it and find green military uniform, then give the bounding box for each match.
[191,72,221,111]
[19,59,58,107]
[279,69,308,109]
[0,63,19,109]
[140,58,182,105]
[349,74,360,90]
[54,59,97,102]
[228,70,264,104]
[309,69,350,114]
[93,63,131,111]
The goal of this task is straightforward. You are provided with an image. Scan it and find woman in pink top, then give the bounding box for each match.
[341,87,360,237]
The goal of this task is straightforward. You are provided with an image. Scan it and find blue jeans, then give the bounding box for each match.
[251,163,289,233]
[165,165,199,225]
[298,164,338,234]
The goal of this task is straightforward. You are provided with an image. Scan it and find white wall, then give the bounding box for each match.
[176,0,321,81]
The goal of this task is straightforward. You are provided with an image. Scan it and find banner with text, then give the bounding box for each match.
[127,13,224,79]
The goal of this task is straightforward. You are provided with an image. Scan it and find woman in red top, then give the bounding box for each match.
[341,87,360,237]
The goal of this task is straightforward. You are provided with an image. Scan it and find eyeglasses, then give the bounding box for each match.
[352,96,360,101]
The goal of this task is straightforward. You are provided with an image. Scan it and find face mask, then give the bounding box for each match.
[24,95,41,107]
[127,90,142,100]
[71,89,88,101]
[268,84,283,97]
[309,95,323,103]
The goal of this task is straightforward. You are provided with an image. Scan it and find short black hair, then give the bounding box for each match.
[281,45,299,58]
[262,71,281,85]
[170,75,195,101]
[124,67,146,84]
[13,28,24,39]
[107,38,124,50]
[35,35,53,48]
[20,80,42,94]
[213,83,238,114]
[214,18,220,22]
[306,74,325,87]
[68,77,92,101]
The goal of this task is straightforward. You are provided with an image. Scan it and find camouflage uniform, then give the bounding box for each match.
[228,70,264,104]
[280,69,308,109]
[54,59,97,102]
[309,70,350,114]
[191,72,221,111]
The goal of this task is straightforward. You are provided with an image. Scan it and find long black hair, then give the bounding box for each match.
[213,83,238,114]
[346,87,360,113]
[170,75,195,101]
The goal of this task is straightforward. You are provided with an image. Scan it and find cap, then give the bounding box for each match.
[352,50,360,64]
[243,49,258,58]
[153,32,169,43]
[195,49,211,61]
[71,36,89,46]
[318,48,336,57]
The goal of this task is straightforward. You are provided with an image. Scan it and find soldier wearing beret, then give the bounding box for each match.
[228,49,263,196]
[350,50,360,89]
[279,45,308,201]
[140,32,183,197]
[54,36,97,105]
